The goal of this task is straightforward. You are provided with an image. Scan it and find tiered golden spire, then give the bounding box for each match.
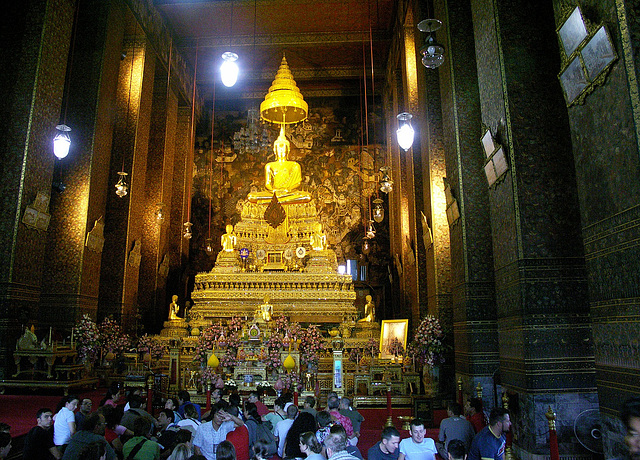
[260,55,308,125]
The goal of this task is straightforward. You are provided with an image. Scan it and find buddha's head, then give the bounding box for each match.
[273,126,290,159]
[226,224,233,233]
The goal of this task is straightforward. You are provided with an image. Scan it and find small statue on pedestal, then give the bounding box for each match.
[221,224,237,252]
[358,295,375,323]
[255,295,273,322]
[169,295,181,320]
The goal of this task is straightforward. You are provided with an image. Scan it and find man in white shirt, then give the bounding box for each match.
[398,418,437,460]
[193,402,244,460]
[274,404,298,457]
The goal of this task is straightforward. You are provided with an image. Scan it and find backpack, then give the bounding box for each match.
[255,421,278,457]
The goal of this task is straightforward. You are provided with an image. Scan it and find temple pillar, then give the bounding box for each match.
[167,106,194,301]
[137,67,179,331]
[40,0,127,331]
[433,0,499,399]
[548,1,640,457]
[470,0,596,457]
[98,31,156,331]
[0,0,75,377]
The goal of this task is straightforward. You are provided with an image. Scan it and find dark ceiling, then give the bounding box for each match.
[154,0,398,103]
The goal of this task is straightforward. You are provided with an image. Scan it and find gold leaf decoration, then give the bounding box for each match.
[264,193,286,228]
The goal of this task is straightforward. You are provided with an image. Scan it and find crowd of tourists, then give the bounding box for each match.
[2,386,639,460]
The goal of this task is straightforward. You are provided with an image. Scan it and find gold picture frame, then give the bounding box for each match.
[379,319,409,360]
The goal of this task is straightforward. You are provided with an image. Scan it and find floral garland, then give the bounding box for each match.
[99,316,130,356]
[76,314,100,364]
[137,334,166,360]
[407,314,445,366]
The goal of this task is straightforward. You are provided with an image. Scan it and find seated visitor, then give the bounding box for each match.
[61,412,116,460]
[54,395,79,451]
[23,408,60,460]
[398,418,437,460]
[193,402,244,460]
[368,426,401,460]
[122,417,161,460]
[437,402,475,458]
[467,408,510,460]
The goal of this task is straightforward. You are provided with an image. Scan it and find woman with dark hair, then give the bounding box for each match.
[253,440,270,460]
[244,402,262,452]
[216,440,237,460]
[298,432,324,460]
[53,394,79,449]
[315,411,333,445]
[284,412,317,459]
[99,383,121,408]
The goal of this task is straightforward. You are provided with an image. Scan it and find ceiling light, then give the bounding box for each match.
[396,112,415,151]
[220,52,239,87]
[53,124,72,159]
[418,19,445,69]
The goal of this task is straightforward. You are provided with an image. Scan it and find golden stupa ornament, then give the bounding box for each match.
[260,55,308,125]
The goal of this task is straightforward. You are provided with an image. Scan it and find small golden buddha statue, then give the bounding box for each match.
[310,222,327,251]
[247,126,311,204]
[255,295,273,322]
[169,295,181,320]
[221,224,237,252]
[358,295,375,323]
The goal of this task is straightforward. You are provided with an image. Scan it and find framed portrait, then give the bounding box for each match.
[379,319,409,360]
[481,129,495,158]
[581,26,617,81]
[559,56,588,105]
[558,6,588,57]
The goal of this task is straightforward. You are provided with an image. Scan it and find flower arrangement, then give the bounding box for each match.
[220,352,239,369]
[257,380,272,390]
[194,322,226,365]
[76,314,100,364]
[227,316,245,333]
[273,315,288,334]
[137,334,166,361]
[98,316,131,356]
[365,338,381,357]
[282,373,302,392]
[299,325,327,368]
[387,337,405,358]
[199,367,218,386]
[407,314,446,366]
[347,347,363,364]
[263,347,284,372]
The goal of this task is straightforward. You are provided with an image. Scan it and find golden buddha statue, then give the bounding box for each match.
[310,222,327,251]
[254,295,273,322]
[247,126,311,204]
[169,295,181,320]
[358,295,375,323]
[221,224,237,252]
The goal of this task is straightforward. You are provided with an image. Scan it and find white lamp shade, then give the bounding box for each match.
[53,124,71,159]
[396,123,415,151]
[220,52,239,87]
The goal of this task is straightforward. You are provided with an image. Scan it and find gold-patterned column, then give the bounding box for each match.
[99,31,155,331]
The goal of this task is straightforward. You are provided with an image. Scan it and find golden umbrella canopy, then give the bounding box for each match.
[260,55,308,125]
